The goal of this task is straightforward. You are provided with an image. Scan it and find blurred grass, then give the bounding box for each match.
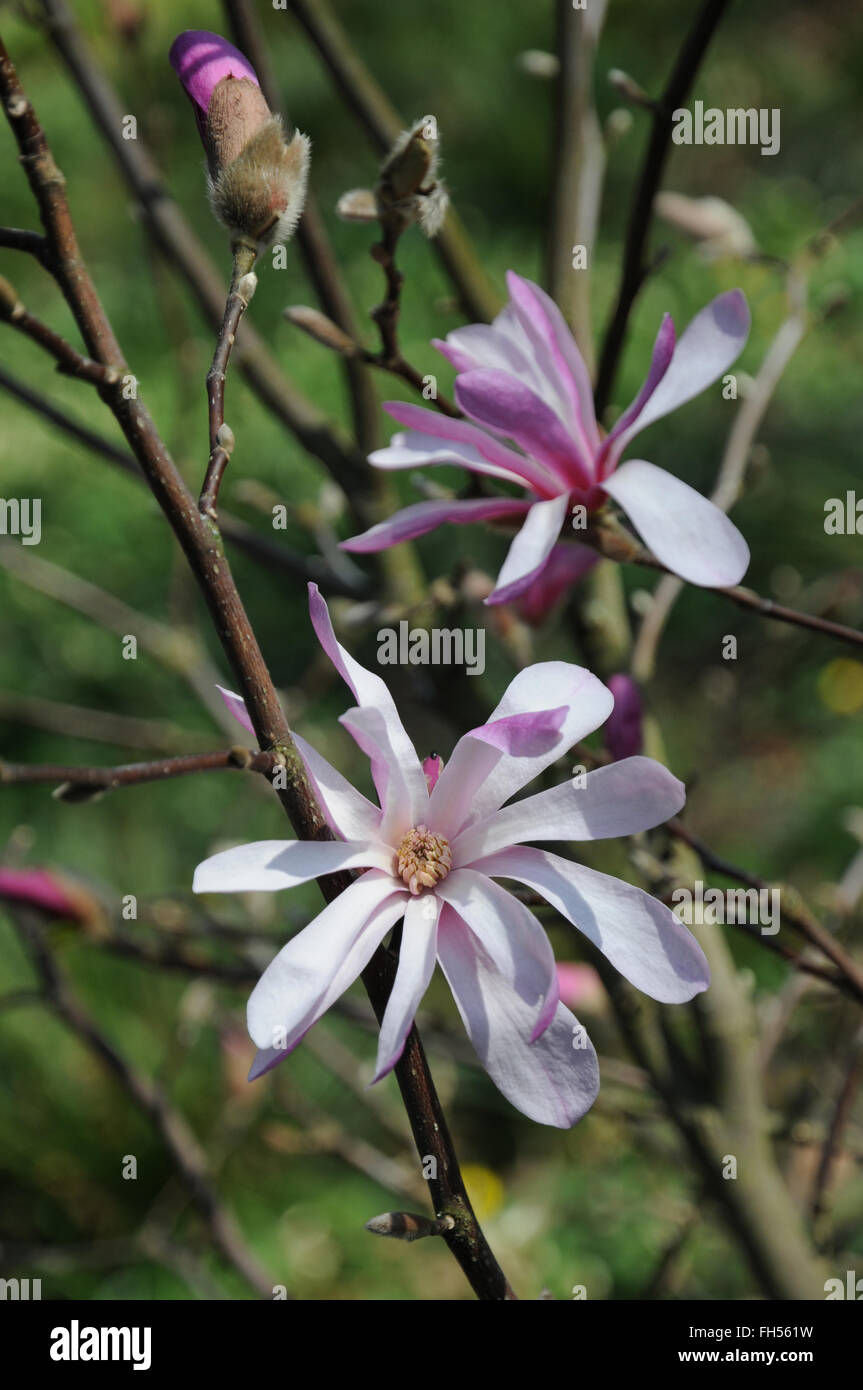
[0,0,862,1299]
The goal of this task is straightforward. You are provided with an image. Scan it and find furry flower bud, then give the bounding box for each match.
[169,29,310,248]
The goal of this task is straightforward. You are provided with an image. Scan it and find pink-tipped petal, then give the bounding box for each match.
[246,870,407,1053]
[436,870,559,1041]
[486,493,571,606]
[372,894,440,1081]
[453,755,686,864]
[473,846,710,1004]
[603,459,750,586]
[437,905,599,1128]
[193,838,393,894]
[455,370,590,489]
[340,496,530,554]
[606,290,750,466]
[428,662,614,839]
[216,684,255,735]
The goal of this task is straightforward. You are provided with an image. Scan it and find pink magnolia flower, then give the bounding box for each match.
[555,962,606,1014]
[0,867,95,924]
[194,585,709,1128]
[342,274,751,603]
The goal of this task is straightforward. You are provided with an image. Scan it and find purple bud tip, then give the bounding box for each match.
[169,30,259,118]
[604,674,643,762]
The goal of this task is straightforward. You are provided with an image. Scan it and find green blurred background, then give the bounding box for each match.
[0,0,861,1299]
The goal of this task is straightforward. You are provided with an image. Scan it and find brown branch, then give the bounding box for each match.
[668,819,863,1006]
[285,0,501,324]
[811,1026,863,1226]
[0,747,279,800]
[0,278,115,384]
[0,224,48,259]
[581,510,863,651]
[595,0,733,413]
[0,34,513,1301]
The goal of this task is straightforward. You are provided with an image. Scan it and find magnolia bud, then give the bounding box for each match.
[654,192,757,261]
[284,305,359,356]
[604,674,644,762]
[170,30,310,248]
[375,117,449,238]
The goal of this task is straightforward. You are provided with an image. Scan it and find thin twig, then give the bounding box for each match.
[595,0,732,412]
[201,244,257,520]
[811,1026,863,1225]
[11,910,277,1298]
[285,0,501,323]
[0,747,279,798]
[545,0,608,368]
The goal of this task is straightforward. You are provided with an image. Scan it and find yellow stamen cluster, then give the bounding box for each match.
[396,825,453,895]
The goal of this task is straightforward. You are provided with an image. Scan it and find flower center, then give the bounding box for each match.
[396,825,452,895]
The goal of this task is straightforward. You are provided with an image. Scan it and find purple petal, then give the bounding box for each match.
[597,314,675,476]
[467,706,568,755]
[427,662,614,838]
[216,684,255,735]
[604,675,643,761]
[373,894,440,1080]
[193,838,394,894]
[505,272,600,459]
[455,369,590,489]
[515,543,599,625]
[169,30,259,116]
[603,459,750,586]
[606,290,750,467]
[378,404,560,495]
[487,494,571,606]
[436,870,559,1041]
[340,496,530,553]
[437,905,599,1127]
[472,846,710,1003]
[453,755,686,864]
[246,870,407,1053]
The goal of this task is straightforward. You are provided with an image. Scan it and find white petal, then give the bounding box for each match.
[472,846,710,1003]
[454,756,685,864]
[373,894,440,1080]
[603,460,750,587]
[193,838,394,894]
[247,870,407,1052]
[437,905,599,1128]
[294,732,382,841]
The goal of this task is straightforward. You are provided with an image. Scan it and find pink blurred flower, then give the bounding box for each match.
[0,867,90,922]
[342,274,750,602]
[195,585,709,1129]
[555,962,605,1014]
[604,674,644,761]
